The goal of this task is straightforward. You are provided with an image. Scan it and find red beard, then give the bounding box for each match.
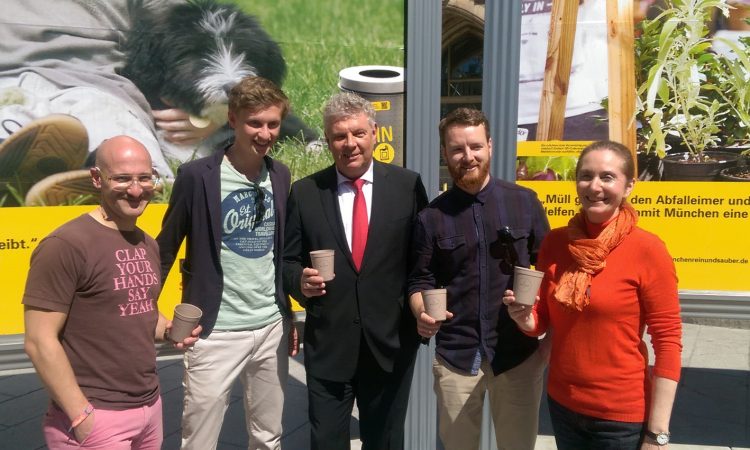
[448,159,490,192]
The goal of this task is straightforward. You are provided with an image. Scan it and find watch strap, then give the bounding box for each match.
[645,430,670,445]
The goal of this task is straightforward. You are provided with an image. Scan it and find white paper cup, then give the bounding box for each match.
[170,303,202,342]
[422,288,447,321]
[310,249,335,281]
[512,266,544,306]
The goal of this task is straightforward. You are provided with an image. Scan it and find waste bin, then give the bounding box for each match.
[338,65,404,167]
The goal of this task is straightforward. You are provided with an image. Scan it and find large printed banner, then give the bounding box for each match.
[0,205,182,334]
[0,0,404,334]
[515,1,750,295]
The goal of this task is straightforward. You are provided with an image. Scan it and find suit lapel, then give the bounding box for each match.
[204,152,224,255]
[318,166,352,266]
[360,161,389,272]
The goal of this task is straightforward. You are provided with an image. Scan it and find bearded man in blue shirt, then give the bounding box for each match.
[408,107,550,450]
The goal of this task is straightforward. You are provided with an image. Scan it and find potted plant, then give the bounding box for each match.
[711,32,750,179]
[635,0,741,180]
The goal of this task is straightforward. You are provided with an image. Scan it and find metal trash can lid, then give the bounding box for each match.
[338,65,404,94]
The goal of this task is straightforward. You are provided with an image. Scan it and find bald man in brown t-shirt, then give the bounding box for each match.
[22,136,200,449]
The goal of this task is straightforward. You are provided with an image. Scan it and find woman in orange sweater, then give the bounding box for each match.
[504,141,682,449]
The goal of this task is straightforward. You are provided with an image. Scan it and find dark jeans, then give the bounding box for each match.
[548,395,644,450]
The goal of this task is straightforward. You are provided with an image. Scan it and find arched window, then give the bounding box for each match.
[439,1,486,189]
[441,34,483,117]
[441,0,485,117]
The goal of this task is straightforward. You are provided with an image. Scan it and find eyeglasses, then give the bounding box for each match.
[95,167,160,192]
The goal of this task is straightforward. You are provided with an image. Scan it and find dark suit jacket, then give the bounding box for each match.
[157,148,291,336]
[283,161,428,381]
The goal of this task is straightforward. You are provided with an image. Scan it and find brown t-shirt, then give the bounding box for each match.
[23,214,161,410]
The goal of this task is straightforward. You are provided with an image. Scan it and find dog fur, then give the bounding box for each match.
[121,0,317,150]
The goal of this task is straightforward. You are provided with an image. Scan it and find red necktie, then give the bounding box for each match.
[351,178,368,271]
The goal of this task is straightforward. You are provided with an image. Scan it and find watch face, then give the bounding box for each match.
[656,433,670,445]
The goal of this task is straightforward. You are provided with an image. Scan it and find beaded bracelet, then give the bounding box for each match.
[68,403,94,433]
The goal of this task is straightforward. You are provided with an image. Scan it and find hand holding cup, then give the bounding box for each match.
[417,289,453,338]
[503,289,538,332]
[422,288,447,320]
[170,303,202,343]
[301,267,327,297]
[309,249,335,281]
[512,266,544,306]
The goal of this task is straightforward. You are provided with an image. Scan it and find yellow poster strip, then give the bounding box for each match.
[1,204,303,335]
[0,205,180,335]
[519,180,750,292]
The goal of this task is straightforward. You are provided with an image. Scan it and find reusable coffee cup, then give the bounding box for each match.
[170,303,202,342]
[512,266,544,306]
[310,249,335,281]
[422,288,447,321]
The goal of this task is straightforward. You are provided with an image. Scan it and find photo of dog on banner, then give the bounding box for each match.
[0,0,317,207]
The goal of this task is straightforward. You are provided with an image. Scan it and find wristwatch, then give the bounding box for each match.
[645,430,670,446]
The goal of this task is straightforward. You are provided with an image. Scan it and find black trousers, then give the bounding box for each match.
[306,337,418,450]
[548,395,644,450]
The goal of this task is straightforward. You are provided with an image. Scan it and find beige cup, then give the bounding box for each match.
[513,266,544,306]
[170,303,202,342]
[422,288,447,321]
[310,249,335,281]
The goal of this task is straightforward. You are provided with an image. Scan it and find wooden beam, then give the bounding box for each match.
[607,0,637,162]
[537,0,579,141]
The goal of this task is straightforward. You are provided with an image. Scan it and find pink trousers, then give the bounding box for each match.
[43,397,162,449]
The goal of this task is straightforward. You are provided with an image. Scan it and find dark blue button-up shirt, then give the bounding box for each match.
[408,178,550,375]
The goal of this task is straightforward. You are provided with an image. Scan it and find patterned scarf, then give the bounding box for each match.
[553,203,638,311]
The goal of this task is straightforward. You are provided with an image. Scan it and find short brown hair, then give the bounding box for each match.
[576,140,636,180]
[439,107,490,147]
[228,76,289,117]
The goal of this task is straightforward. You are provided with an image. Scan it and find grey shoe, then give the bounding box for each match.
[0,114,88,206]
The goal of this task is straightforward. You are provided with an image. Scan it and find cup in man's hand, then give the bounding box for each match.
[422,288,447,321]
[170,303,202,342]
[310,249,335,281]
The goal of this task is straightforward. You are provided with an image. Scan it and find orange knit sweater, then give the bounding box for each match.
[529,223,682,423]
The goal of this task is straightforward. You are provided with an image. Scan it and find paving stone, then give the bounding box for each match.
[672,367,749,447]
[669,446,733,450]
[0,372,43,398]
[163,430,182,450]
[282,382,308,438]
[156,359,185,395]
[688,326,750,370]
[0,388,47,428]
[216,401,249,448]
[0,415,46,450]
[160,383,184,440]
[214,441,245,450]
[679,320,700,367]
[534,435,557,450]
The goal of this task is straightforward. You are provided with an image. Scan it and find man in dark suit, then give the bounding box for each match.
[283,92,428,450]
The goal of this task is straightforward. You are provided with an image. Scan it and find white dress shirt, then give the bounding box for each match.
[336,162,374,252]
